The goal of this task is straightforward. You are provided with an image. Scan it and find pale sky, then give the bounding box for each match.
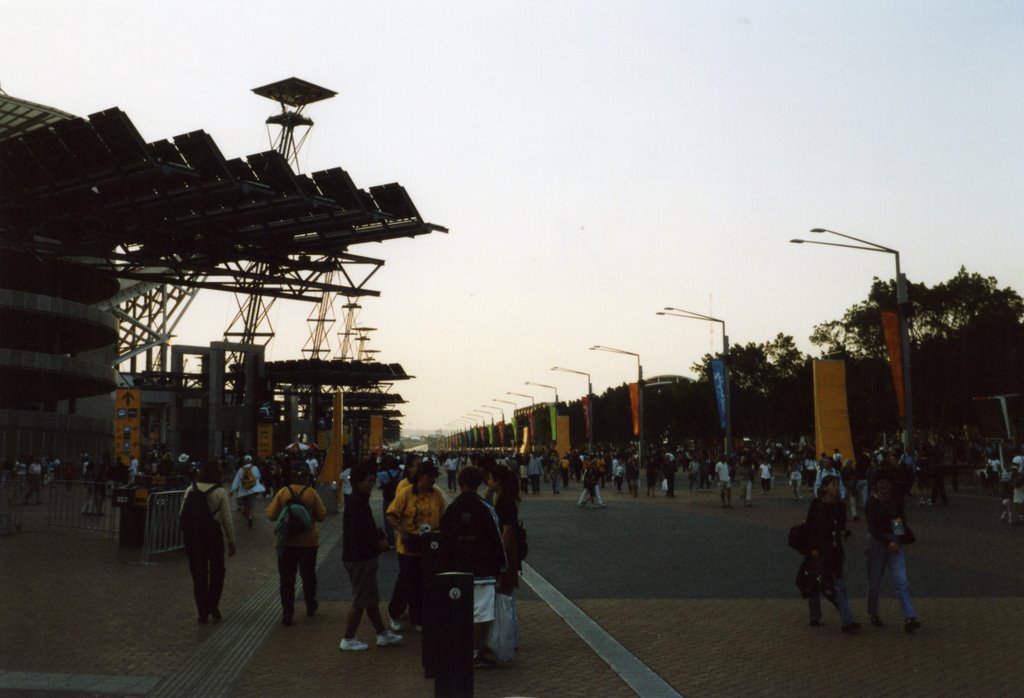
[5,1,1022,432]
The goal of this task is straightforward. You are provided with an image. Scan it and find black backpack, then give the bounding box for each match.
[180,485,221,543]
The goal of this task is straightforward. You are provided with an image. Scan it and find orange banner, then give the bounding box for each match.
[556,416,571,457]
[880,310,906,418]
[629,382,640,436]
[320,392,343,483]
[369,415,384,451]
[813,360,854,462]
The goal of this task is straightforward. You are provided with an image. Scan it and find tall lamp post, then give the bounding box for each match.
[590,345,643,471]
[790,228,913,451]
[494,398,518,448]
[526,381,559,448]
[506,393,536,450]
[657,307,732,457]
[552,366,594,455]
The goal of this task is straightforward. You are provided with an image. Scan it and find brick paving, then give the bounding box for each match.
[1,480,1021,696]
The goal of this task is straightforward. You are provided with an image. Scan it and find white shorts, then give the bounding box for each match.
[473,582,496,623]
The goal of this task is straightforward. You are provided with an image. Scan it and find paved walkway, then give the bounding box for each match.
[1,478,1021,696]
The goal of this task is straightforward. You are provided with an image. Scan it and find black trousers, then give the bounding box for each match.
[277,546,318,617]
[389,553,424,625]
[186,534,225,618]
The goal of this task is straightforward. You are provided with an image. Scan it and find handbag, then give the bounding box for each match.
[898,524,916,546]
[486,592,517,662]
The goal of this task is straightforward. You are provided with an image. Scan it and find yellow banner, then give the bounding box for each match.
[257,424,274,459]
[114,389,141,463]
[519,426,530,454]
[369,415,384,451]
[813,360,854,463]
[556,416,571,457]
[321,392,344,483]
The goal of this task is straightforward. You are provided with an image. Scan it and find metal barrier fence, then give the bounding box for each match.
[48,480,118,537]
[141,489,187,564]
[0,478,25,534]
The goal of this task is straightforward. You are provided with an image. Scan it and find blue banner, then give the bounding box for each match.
[711,359,727,430]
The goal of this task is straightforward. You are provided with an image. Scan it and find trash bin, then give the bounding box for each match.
[114,487,146,546]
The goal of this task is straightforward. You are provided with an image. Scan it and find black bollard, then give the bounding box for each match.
[421,530,451,677]
[430,571,474,698]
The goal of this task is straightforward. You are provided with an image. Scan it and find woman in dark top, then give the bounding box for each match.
[864,469,921,632]
[801,475,860,632]
[485,464,520,593]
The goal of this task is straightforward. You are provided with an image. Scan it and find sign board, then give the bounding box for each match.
[257,423,274,459]
[114,389,141,463]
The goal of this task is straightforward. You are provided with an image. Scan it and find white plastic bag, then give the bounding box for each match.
[661,478,668,492]
[486,592,517,662]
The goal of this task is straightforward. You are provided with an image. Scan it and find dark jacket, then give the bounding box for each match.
[439,491,505,580]
[342,489,382,563]
[865,494,905,547]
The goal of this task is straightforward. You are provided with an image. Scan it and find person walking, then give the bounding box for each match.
[339,463,404,650]
[788,456,803,499]
[800,475,860,633]
[527,451,543,494]
[864,470,921,632]
[715,455,732,508]
[230,455,266,528]
[179,458,236,624]
[266,461,327,626]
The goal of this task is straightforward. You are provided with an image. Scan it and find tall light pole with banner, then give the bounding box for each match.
[790,228,913,451]
[590,345,643,471]
[552,366,594,455]
[657,308,731,457]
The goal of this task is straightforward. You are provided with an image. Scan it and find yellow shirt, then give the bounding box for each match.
[386,485,446,556]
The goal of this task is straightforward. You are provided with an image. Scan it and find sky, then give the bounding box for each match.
[4,1,1023,433]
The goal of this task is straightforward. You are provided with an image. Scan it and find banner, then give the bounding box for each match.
[880,310,906,418]
[628,383,640,437]
[549,405,557,442]
[257,424,274,459]
[527,411,535,447]
[498,421,505,446]
[519,426,530,454]
[369,415,384,451]
[556,415,571,457]
[711,360,727,430]
[321,392,343,483]
[812,360,855,464]
[488,422,494,446]
[581,396,591,442]
[511,416,518,444]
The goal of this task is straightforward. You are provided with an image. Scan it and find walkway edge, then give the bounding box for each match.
[520,562,683,698]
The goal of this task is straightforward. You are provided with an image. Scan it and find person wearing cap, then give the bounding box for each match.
[266,460,327,626]
[230,455,266,528]
[385,460,446,631]
[864,468,921,632]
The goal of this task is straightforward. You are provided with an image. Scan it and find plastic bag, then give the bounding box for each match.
[661,478,668,492]
[487,592,517,662]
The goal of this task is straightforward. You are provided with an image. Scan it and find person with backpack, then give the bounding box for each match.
[440,463,506,667]
[179,458,236,624]
[377,455,402,548]
[230,455,266,528]
[266,461,327,626]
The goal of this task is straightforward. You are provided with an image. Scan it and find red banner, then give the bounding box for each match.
[527,411,535,448]
[582,396,591,442]
[629,382,640,436]
[498,421,505,446]
[880,310,906,418]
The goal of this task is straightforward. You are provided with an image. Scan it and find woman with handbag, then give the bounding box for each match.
[801,474,860,632]
[865,468,921,633]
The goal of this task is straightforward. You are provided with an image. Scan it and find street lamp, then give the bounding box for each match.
[590,345,643,470]
[507,391,536,407]
[552,366,594,454]
[790,227,914,451]
[481,405,504,421]
[525,381,559,404]
[657,307,732,457]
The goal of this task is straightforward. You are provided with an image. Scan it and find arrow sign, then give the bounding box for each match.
[122,392,135,405]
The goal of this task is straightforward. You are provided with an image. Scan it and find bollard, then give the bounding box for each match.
[429,571,474,698]
[421,530,450,677]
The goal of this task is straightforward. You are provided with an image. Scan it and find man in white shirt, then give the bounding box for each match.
[715,457,732,508]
